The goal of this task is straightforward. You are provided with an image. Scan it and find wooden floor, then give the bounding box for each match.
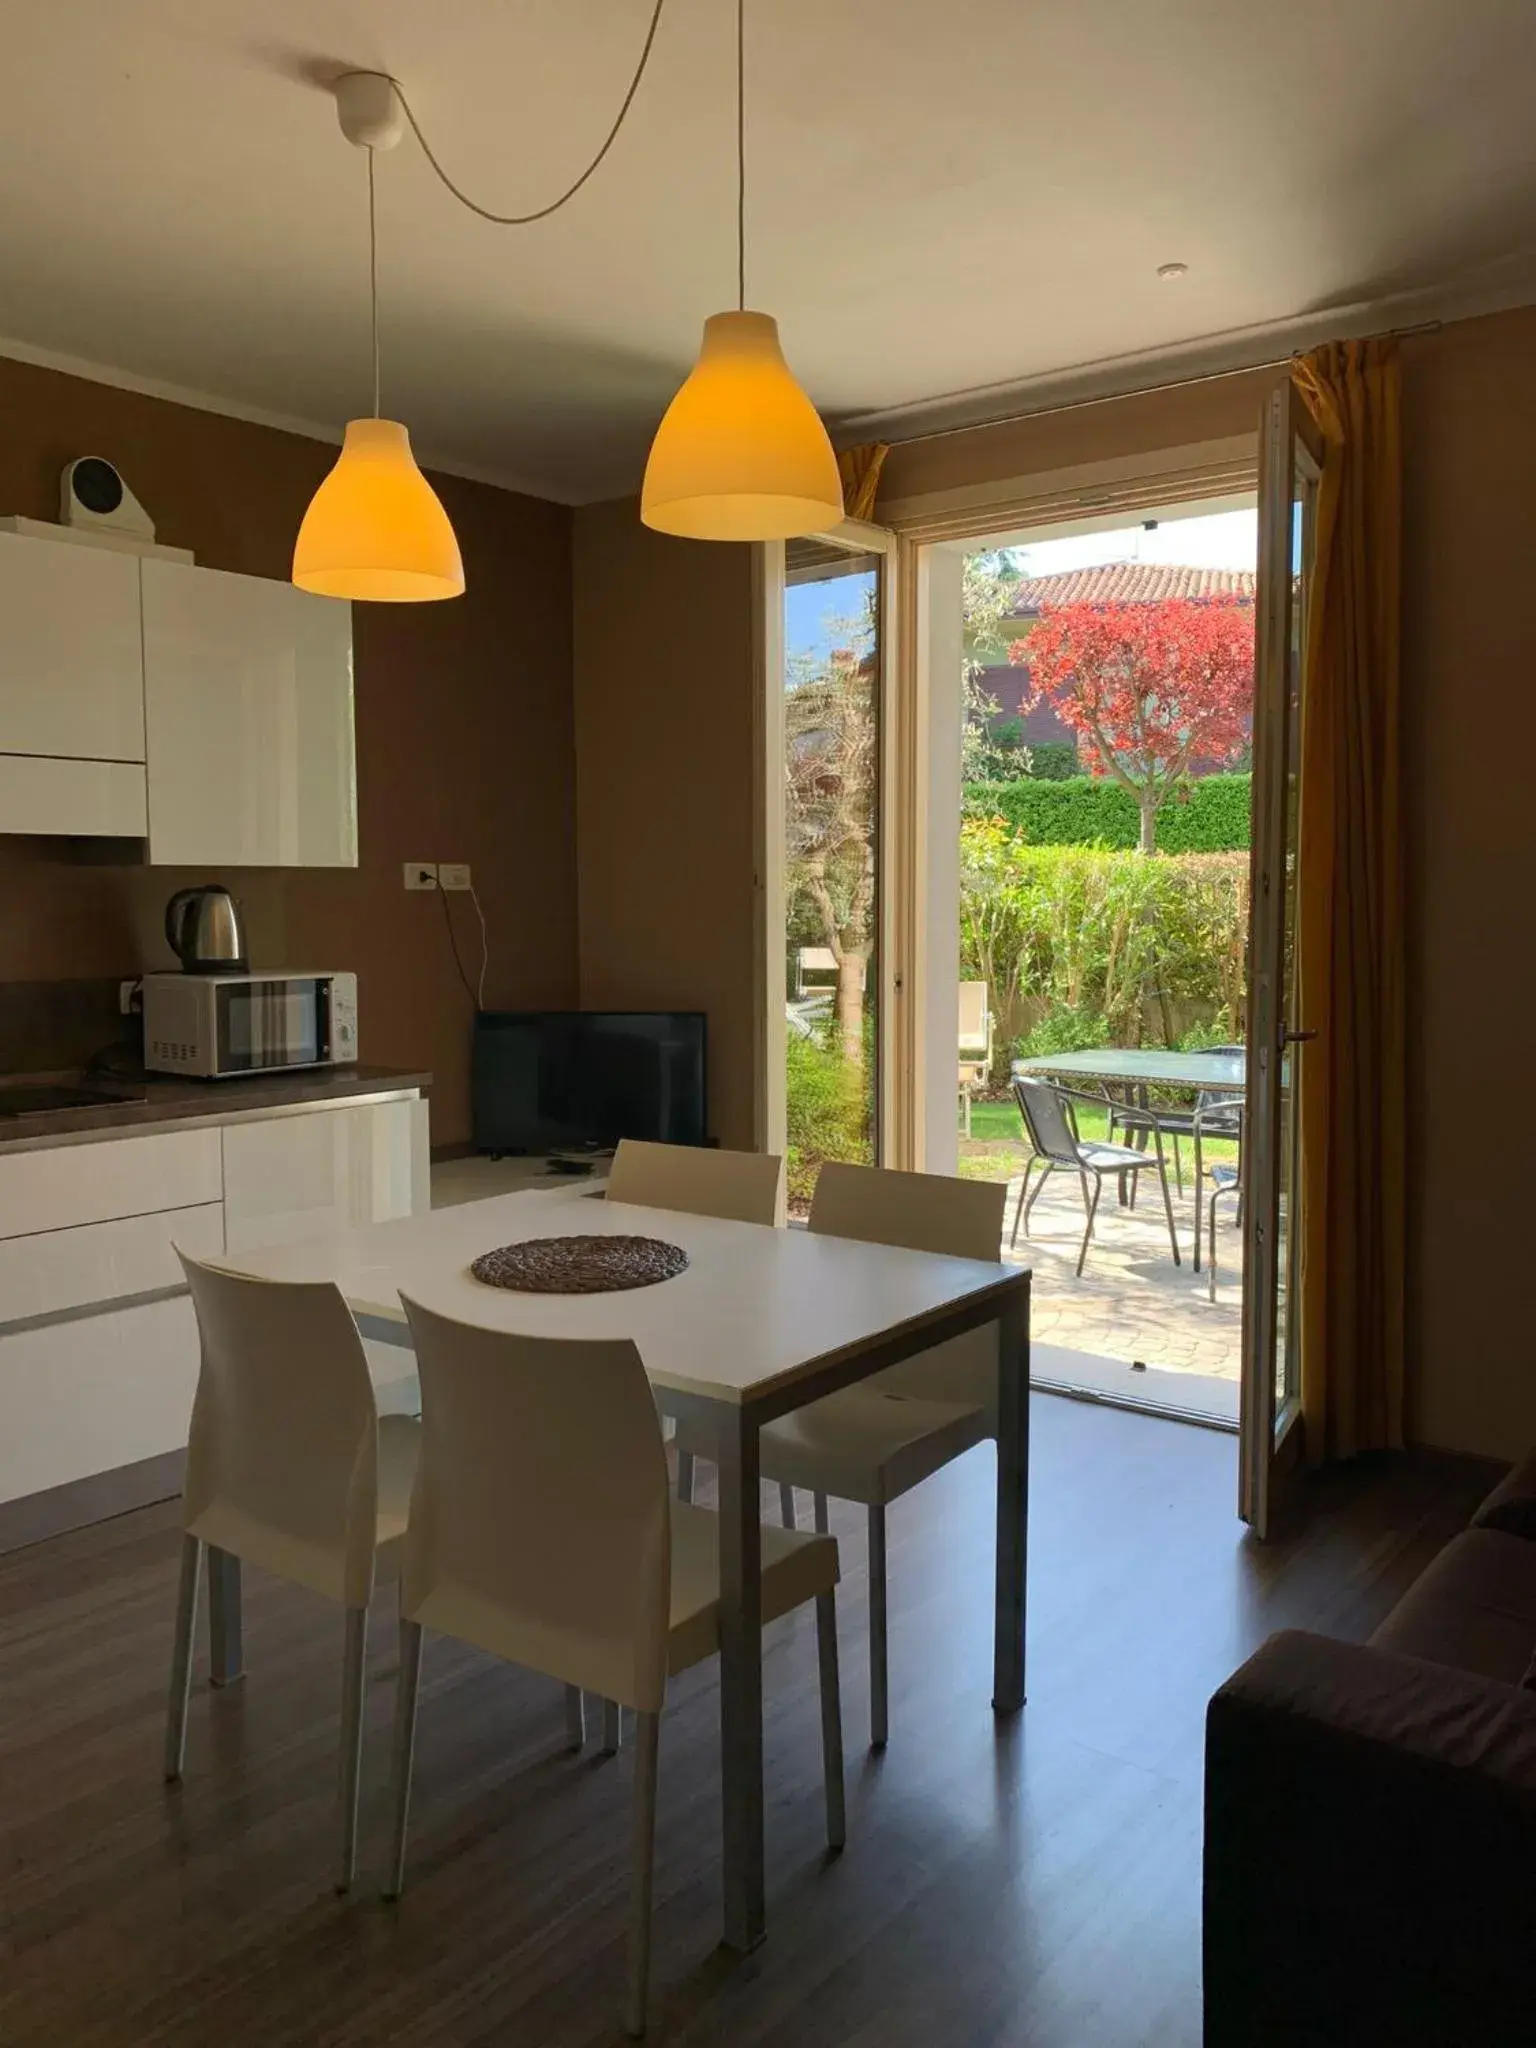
[0,1397,1493,2048]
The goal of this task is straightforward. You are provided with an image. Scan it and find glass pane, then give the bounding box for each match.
[783,539,881,1212]
[1273,469,1314,1417]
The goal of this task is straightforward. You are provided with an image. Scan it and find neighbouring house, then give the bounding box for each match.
[974,561,1257,762]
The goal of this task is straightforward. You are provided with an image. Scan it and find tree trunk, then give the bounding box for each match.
[836,950,866,1067]
[1138,792,1158,854]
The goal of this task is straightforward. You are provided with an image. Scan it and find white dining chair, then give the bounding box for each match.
[607,1138,785,1515]
[756,1163,1008,1749]
[605,1136,785,1227]
[385,1296,843,2038]
[164,1252,420,1893]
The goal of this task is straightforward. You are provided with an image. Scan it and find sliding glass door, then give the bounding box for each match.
[1239,379,1323,1535]
[758,522,898,1208]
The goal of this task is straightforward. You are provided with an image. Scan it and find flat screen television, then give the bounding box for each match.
[472,1011,707,1155]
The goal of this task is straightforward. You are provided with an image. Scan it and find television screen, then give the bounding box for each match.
[471,1011,707,1155]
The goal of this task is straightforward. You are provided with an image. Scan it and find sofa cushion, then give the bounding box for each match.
[1370,1528,1536,1686]
[1472,1448,1536,1540]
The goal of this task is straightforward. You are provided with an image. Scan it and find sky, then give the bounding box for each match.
[783,507,1258,666]
[1011,507,1257,577]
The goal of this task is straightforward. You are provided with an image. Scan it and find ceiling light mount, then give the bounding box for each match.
[1157,261,1190,281]
[333,71,404,153]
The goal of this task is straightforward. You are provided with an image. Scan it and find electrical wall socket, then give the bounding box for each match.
[404,861,438,891]
[438,862,473,891]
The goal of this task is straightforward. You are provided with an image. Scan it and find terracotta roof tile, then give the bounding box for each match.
[1004,563,1255,615]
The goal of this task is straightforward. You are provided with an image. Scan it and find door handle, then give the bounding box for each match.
[1280,1027,1317,1046]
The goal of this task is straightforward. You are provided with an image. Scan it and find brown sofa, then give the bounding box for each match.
[1204,1453,1536,2048]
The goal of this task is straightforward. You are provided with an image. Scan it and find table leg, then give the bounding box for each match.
[993,1283,1031,1714]
[715,1404,765,1952]
[207,1546,244,1687]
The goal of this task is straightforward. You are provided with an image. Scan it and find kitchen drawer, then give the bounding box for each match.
[0,1201,223,1328]
[0,1127,223,1240]
[0,754,147,836]
[0,1294,201,1505]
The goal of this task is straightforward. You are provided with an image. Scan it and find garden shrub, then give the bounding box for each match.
[962,772,1250,851]
[785,1023,870,1205]
[1022,740,1079,781]
[959,821,1249,1080]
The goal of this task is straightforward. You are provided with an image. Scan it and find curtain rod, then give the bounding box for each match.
[860,320,1440,454]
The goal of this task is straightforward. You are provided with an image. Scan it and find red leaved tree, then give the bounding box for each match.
[1013,596,1254,851]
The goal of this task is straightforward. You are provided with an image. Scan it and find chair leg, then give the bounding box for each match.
[1075,1173,1103,1277]
[163,1533,203,1782]
[603,1697,624,1755]
[383,1617,425,1901]
[816,1588,845,1852]
[564,1684,587,1752]
[1009,1159,1032,1247]
[1193,1125,1204,1270]
[1172,1133,1184,1196]
[1208,1188,1219,1304]
[675,1448,695,1503]
[1149,1127,1182,1267]
[813,1492,830,1535]
[625,1707,662,2039]
[778,1483,797,1529]
[1021,1160,1054,1237]
[336,1605,369,1893]
[868,1504,889,1750]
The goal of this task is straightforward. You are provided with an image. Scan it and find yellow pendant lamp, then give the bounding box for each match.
[294,77,464,602]
[641,1,842,541]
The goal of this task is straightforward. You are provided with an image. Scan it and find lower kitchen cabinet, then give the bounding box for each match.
[221,1098,423,1255]
[0,1295,203,1504]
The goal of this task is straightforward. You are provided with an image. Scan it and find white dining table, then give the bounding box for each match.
[207,1183,1032,1953]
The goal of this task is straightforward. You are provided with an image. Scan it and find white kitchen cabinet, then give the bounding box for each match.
[0,752,146,836]
[0,1200,223,1323]
[0,1295,202,1503]
[0,1125,222,1239]
[140,559,356,867]
[221,1098,420,1255]
[0,529,145,763]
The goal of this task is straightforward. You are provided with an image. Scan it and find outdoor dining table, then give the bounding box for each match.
[203,1182,1032,1955]
[1012,1046,1246,1093]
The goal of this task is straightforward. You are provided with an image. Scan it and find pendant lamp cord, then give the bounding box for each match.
[367,146,381,417]
[736,0,746,310]
[387,0,668,227]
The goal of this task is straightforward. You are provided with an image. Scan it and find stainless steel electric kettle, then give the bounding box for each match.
[164,886,249,973]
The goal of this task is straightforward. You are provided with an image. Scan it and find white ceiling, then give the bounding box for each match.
[1,0,1534,504]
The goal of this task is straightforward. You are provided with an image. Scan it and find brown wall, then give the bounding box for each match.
[0,356,578,1145]
[571,500,757,1148]
[1400,305,1536,1458]
[876,366,1275,505]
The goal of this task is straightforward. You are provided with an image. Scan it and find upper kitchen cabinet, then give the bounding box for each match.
[0,531,145,762]
[141,560,357,867]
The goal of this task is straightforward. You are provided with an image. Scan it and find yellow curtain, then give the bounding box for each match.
[837,442,889,523]
[1293,338,1405,1461]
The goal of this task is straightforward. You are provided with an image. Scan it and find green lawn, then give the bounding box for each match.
[958,1094,1240,1184]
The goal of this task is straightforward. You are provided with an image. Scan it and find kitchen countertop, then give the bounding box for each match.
[0,1066,431,1155]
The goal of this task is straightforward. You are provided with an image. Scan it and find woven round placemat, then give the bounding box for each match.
[469,1234,689,1295]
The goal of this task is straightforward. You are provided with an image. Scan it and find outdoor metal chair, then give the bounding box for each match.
[1108,1045,1246,1267]
[1010,1074,1182,1277]
[1206,1162,1242,1303]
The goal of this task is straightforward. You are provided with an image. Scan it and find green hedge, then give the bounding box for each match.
[1022,740,1079,781]
[963,772,1251,851]
[958,826,1250,1070]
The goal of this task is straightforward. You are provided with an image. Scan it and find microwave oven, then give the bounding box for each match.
[142,972,358,1078]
